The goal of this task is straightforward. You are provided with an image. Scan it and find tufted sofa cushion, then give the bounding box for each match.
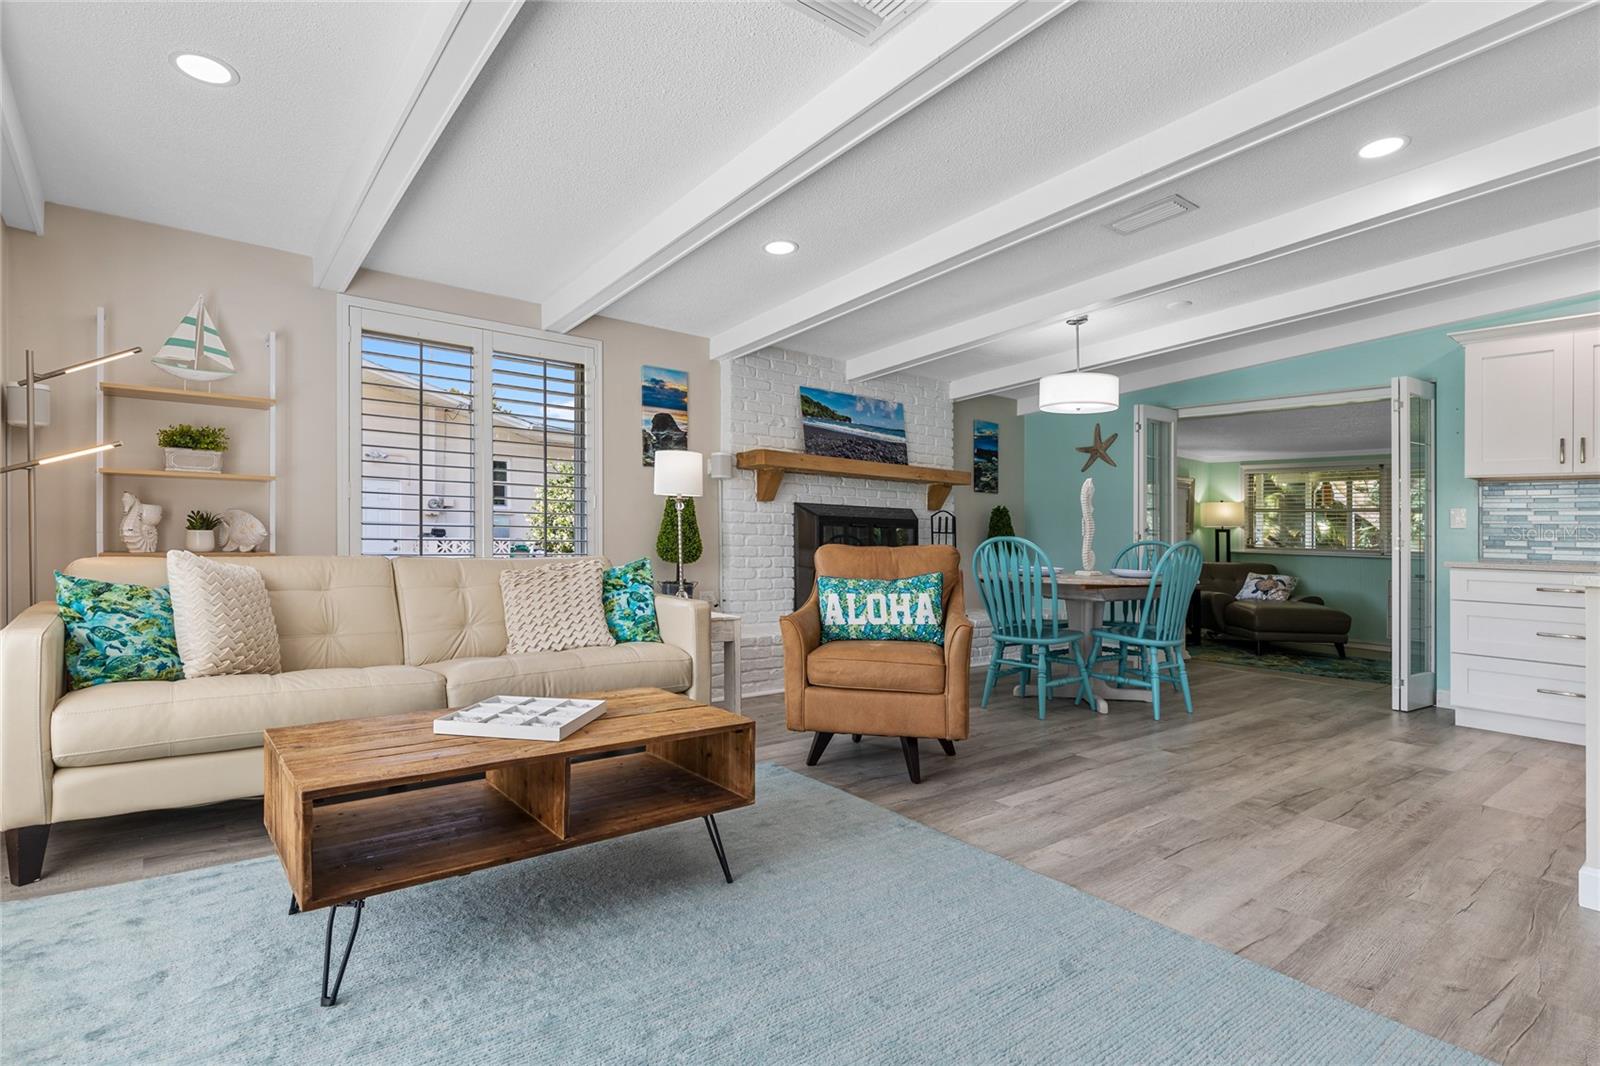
[64,555,405,671]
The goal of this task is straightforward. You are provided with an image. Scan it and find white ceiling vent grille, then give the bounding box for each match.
[790,0,924,43]
[1109,195,1198,236]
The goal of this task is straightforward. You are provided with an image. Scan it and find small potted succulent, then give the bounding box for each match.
[184,510,221,552]
[157,423,229,473]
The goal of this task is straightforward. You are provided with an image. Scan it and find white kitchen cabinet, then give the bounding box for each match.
[1454,314,1600,479]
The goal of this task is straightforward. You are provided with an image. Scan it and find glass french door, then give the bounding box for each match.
[1391,376,1436,711]
[1133,405,1179,542]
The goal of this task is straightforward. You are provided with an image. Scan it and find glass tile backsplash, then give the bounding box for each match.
[1479,480,1600,562]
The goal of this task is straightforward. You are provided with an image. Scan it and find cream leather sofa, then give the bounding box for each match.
[0,554,710,885]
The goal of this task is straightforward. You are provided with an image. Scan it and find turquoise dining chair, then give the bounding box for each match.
[1103,539,1170,636]
[973,536,1093,720]
[1087,541,1203,720]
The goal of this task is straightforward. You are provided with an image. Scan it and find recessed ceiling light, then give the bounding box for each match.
[1358,136,1408,160]
[764,240,798,256]
[171,52,238,86]
[1165,299,1194,311]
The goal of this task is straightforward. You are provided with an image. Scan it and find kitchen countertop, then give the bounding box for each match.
[1447,560,1600,572]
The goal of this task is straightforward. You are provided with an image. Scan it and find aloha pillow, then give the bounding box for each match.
[55,571,184,689]
[602,558,663,643]
[818,571,944,644]
[1235,572,1298,602]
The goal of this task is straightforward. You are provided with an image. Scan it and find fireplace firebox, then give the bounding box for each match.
[792,503,919,609]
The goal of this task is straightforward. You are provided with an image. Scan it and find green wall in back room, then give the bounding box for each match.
[1179,457,1389,646]
[1023,293,1600,691]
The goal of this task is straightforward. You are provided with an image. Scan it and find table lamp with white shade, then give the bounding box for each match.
[1200,500,1246,563]
[652,449,703,598]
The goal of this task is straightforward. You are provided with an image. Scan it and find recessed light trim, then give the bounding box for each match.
[764,240,798,256]
[1358,135,1408,160]
[171,52,238,86]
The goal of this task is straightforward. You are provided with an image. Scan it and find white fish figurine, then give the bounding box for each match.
[119,492,162,554]
[216,508,267,552]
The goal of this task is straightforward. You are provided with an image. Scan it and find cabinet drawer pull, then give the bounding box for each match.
[1560,437,1567,464]
[1535,586,1585,594]
[1583,437,1589,465]
[1536,688,1586,699]
[1535,631,1585,640]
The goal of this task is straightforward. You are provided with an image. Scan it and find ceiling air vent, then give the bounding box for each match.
[790,0,924,43]
[1109,195,1198,236]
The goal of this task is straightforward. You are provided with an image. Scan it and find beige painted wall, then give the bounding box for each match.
[2,205,717,614]
[952,395,1025,580]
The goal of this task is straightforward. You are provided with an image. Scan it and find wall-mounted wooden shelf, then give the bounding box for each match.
[735,448,970,510]
[100,467,275,483]
[99,381,276,410]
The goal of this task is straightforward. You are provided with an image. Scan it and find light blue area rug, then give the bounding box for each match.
[2,764,1481,1065]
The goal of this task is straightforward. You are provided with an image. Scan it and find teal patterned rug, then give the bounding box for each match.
[1191,639,1391,684]
[1,765,1473,1064]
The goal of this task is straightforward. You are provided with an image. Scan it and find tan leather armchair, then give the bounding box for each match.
[779,545,973,783]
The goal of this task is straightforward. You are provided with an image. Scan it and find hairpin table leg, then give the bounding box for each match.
[703,815,733,884]
[320,899,365,1007]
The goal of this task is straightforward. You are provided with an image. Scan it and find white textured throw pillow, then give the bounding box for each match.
[501,559,615,654]
[166,550,282,678]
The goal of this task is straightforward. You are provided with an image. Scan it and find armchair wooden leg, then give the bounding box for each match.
[938,739,956,757]
[5,825,49,886]
[806,732,835,766]
[900,737,922,783]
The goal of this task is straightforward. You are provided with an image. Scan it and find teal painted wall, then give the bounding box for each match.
[1177,457,1390,645]
[1024,293,1600,689]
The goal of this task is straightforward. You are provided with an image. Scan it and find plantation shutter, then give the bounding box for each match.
[489,349,589,556]
[1243,461,1389,554]
[358,331,476,556]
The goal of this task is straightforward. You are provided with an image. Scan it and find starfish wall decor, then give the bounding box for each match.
[1075,423,1118,471]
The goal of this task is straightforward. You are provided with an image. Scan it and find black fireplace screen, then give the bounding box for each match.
[793,503,919,609]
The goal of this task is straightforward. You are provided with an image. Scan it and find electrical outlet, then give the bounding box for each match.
[1450,507,1468,529]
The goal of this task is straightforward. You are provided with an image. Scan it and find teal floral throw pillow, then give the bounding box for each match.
[602,558,663,643]
[54,571,184,689]
[818,572,944,644]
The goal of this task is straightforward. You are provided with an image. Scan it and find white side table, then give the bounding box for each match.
[710,611,743,713]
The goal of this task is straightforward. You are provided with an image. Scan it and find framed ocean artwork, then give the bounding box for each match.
[799,386,908,465]
[641,365,689,466]
[973,420,999,493]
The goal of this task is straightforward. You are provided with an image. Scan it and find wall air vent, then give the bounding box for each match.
[1109,195,1198,236]
[789,0,924,43]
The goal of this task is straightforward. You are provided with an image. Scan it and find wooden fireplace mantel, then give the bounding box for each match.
[734,449,971,510]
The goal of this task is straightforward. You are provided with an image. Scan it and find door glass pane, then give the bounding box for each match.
[1408,396,1433,675]
[1143,418,1171,539]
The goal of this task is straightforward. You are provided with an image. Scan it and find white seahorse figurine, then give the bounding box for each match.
[216,508,268,552]
[1076,478,1099,576]
[119,492,162,554]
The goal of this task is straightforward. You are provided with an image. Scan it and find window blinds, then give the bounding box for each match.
[1242,460,1388,554]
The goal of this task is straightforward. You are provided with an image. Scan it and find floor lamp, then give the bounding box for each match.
[1199,500,1245,563]
[652,450,703,598]
[4,345,138,610]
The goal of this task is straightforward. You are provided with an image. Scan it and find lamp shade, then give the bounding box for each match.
[1039,371,1119,414]
[652,449,704,497]
[1200,500,1246,529]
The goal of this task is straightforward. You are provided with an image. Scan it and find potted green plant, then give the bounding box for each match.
[987,505,1016,539]
[655,496,703,597]
[157,424,230,473]
[184,510,221,552]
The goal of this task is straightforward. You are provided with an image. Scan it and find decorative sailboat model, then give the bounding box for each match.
[152,296,236,388]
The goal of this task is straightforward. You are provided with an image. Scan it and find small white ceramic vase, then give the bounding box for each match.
[185,529,217,552]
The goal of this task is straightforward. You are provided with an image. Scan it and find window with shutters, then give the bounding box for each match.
[1242,460,1388,556]
[339,300,601,559]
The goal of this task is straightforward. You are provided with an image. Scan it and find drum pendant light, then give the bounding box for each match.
[1039,315,1118,414]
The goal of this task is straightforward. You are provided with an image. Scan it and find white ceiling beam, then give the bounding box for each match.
[710,0,1587,362]
[1,60,45,235]
[311,0,523,292]
[850,109,1600,379]
[537,0,1073,334]
[952,214,1600,401]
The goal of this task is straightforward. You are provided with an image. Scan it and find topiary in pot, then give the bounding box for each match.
[656,497,703,596]
[987,505,1015,539]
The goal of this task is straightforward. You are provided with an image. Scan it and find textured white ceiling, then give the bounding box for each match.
[0,0,434,253]
[605,0,1421,335]
[364,0,866,300]
[1178,403,1391,463]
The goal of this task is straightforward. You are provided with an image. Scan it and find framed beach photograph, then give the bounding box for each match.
[641,365,689,466]
[799,386,908,465]
[973,419,999,493]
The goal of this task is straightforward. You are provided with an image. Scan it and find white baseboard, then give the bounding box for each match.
[1454,706,1584,746]
[1435,688,1451,710]
[1581,866,1600,911]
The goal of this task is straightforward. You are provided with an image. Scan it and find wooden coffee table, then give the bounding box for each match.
[263,687,754,1006]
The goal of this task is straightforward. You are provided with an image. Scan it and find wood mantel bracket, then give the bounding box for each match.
[734,448,970,510]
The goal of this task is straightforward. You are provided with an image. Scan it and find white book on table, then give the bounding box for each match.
[433,696,607,742]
